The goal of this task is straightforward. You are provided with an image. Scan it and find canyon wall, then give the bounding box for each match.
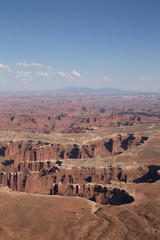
[0,134,149,205]
[0,134,148,165]
[0,161,148,194]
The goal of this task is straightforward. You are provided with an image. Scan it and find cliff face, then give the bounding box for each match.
[0,163,147,205]
[0,162,148,194]
[0,141,73,165]
[0,134,148,165]
[0,134,149,205]
[51,183,134,205]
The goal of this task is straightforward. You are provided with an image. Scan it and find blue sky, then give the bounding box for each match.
[0,0,160,91]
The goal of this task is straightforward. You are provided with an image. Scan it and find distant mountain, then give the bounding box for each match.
[97,87,131,93]
[53,87,131,94]
[54,87,93,93]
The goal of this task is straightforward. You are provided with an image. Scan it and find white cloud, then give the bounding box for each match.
[57,71,67,77]
[16,71,31,78]
[57,71,73,78]
[36,72,49,77]
[16,62,30,67]
[72,70,81,77]
[0,64,11,72]
[104,76,112,82]
[16,61,52,69]
[2,79,6,83]
[30,63,44,68]
[56,70,84,81]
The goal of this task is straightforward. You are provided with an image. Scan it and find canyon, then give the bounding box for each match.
[0,92,160,239]
[0,134,148,205]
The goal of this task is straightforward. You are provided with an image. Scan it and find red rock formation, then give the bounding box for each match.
[51,183,134,205]
[0,134,149,205]
[0,134,148,167]
[0,164,148,195]
[0,93,159,133]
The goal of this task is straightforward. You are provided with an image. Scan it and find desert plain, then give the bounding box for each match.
[0,91,160,240]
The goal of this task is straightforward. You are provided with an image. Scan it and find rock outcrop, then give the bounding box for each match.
[0,134,148,165]
[51,183,134,205]
[0,134,149,205]
[0,161,148,199]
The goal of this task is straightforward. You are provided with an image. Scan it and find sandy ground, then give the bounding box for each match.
[0,180,160,240]
[0,123,160,239]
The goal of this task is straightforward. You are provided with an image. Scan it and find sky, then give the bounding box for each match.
[0,0,160,92]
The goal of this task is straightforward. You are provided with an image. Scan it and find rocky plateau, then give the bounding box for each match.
[0,92,160,239]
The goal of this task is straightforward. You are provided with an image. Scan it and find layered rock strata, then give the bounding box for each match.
[51,183,134,205]
[0,134,148,165]
[0,134,149,205]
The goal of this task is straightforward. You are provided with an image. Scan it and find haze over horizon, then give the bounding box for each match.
[0,0,160,92]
